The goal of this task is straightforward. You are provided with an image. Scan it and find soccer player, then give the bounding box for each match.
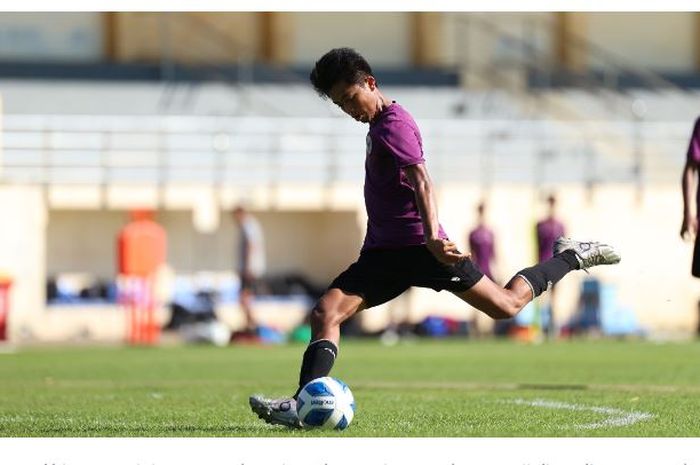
[535,194,566,337]
[468,201,503,336]
[468,201,496,281]
[536,195,565,265]
[249,48,621,428]
[680,116,700,336]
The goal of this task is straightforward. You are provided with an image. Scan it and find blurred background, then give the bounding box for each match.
[0,12,697,347]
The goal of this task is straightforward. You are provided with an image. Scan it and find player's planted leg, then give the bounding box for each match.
[249,289,363,428]
[294,339,338,397]
[249,395,303,428]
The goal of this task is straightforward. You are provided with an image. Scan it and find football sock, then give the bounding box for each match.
[514,250,580,298]
[294,339,338,399]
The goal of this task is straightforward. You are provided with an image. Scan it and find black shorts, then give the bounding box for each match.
[328,245,484,309]
[693,234,700,278]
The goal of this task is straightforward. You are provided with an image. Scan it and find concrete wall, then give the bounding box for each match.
[36,182,700,339]
[292,13,412,67]
[442,13,553,68]
[47,209,362,285]
[0,12,698,73]
[587,13,695,72]
[113,13,260,64]
[0,186,46,338]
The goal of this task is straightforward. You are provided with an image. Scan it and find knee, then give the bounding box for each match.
[310,299,342,328]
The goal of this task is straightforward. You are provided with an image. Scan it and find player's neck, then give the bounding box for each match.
[372,90,394,121]
[375,92,393,115]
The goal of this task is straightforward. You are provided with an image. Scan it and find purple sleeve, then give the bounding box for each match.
[377,121,424,168]
[687,118,700,164]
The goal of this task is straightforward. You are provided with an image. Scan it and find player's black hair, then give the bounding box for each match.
[309,47,374,98]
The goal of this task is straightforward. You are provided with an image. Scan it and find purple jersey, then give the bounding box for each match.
[468,225,495,279]
[536,218,565,263]
[362,102,448,250]
[687,117,700,217]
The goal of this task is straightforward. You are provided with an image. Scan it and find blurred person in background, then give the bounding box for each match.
[680,116,700,337]
[468,201,497,336]
[469,201,496,282]
[249,47,621,428]
[536,194,566,338]
[232,206,266,337]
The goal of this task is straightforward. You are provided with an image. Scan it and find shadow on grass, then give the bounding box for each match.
[517,383,588,391]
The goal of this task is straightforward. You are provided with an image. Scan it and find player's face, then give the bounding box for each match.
[329,76,379,124]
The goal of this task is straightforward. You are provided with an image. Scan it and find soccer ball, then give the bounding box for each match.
[296,376,355,430]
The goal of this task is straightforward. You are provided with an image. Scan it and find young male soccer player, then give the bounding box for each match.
[680,116,700,336]
[250,48,621,427]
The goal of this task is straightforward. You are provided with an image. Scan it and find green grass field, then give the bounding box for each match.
[1,339,699,437]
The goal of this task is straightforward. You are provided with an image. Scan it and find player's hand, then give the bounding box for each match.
[426,238,470,265]
[681,215,698,241]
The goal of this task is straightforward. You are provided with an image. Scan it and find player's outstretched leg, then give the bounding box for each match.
[454,237,620,320]
[249,289,363,428]
[514,237,620,299]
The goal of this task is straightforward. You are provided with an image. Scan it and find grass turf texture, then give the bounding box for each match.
[1,339,699,437]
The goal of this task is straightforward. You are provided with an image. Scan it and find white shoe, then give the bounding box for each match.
[553,237,621,271]
[249,395,303,429]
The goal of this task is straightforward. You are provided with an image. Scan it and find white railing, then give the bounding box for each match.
[0,114,689,199]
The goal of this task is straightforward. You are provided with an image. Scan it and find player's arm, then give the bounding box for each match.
[681,158,698,240]
[403,163,465,265]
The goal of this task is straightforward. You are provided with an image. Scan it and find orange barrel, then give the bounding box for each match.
[117,211,167,278]
[0,275,12,342]
[117,211,166,344]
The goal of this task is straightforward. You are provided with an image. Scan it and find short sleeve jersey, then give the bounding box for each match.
[536,218,565,263]
[468,225,495,279]
[362,102,448,250]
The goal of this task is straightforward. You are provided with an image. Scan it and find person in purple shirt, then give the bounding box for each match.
[536,194,566,337]
[469,202,496,281]
[680,116,700,336]
[249,48,621,428]
[536,195,566,264]
[468,201,497,336]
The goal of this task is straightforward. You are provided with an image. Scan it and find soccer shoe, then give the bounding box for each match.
[249,395,304,429]
[553,237,621,271]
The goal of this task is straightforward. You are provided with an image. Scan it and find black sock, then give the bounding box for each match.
[293,339,338,399]
[515,250,580,298]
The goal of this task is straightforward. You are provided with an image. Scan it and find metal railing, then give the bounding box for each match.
[0,113,689,207]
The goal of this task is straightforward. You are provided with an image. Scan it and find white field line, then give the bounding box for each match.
[355,380,692,394]
[509,398,654,429]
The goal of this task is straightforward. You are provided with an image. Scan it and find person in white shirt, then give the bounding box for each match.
[233,206,266,334]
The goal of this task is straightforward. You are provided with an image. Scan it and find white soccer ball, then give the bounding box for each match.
[296,376,355,430]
